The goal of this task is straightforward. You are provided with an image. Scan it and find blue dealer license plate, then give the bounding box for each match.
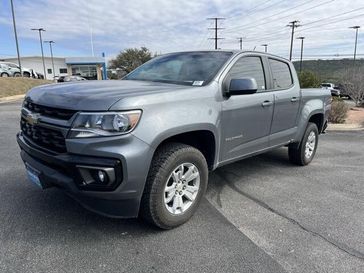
[26,164,43,189]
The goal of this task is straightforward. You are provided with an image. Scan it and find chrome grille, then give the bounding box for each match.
[20,117,67,153]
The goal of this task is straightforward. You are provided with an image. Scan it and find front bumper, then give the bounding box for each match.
[17,132,153,218]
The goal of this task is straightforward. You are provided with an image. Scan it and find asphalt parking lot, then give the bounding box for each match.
[1,101,363,273]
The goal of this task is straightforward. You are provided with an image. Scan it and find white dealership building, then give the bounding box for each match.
[1,56,106,80]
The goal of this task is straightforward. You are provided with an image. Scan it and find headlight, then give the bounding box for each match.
[69,110,141,138]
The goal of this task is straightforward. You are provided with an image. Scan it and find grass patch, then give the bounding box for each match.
[0,78,52,98]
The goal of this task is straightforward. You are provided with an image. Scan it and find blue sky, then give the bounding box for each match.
[0,0,363,61]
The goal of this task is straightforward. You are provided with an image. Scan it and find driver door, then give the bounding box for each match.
[220,56,274,162]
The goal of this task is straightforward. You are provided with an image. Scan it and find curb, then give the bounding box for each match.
[0,94,25,103]
[326,123,364,132]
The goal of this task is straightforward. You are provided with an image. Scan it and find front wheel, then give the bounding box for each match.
[139,143,208,229]
[288,122,319,166]
[1,73,9,77]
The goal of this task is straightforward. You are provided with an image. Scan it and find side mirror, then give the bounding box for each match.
[227,78,258,96]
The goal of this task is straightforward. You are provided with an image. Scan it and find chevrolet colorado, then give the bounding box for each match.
[17,51,331,229]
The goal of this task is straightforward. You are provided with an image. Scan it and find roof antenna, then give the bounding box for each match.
[253,46,257,51]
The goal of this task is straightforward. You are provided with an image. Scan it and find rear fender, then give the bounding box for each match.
[294,99,324,143]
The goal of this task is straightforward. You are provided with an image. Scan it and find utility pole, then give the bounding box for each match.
[297,37,305,73]
[261,44,268,53]
[287,20,300,61]
[44,41,55,80]
[349,26,360,66]
[237,37,243,50]
[207,17,225,50]
[31,28,46,78]
[10,0,22,75]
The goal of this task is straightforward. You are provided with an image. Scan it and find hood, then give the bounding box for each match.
[26,80,188,111]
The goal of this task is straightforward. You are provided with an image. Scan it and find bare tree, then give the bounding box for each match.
[341,67,364,106]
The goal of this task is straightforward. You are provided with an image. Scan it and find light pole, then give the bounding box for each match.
[44,41,55,80]
[237,37,243,50]
[261,44,268,53]
[31,28,46,78]
[349,26,360,66]
[10,0,22,75]
[297,37,305,73]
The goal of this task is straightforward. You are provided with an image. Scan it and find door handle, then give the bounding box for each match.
[261,100,273,107]
[291,97,299,102]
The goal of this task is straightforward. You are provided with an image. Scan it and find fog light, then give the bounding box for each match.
[77,165,117,190]
[97,170,106,183]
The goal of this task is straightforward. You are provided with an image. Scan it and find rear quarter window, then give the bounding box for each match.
[268,58,293,89]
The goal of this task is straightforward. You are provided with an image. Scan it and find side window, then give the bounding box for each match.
[268,59,293,89]
[227,56,266,91]
[59,68,67,73]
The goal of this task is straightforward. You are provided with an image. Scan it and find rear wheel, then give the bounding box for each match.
[140,143,208,229]
[288,122,319,166]
[1,73,9,77]
[23,72,31,78]
[13,72,21,77]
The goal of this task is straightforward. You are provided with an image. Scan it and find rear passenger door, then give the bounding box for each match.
[220,55,274,162]
[268,58,300,146]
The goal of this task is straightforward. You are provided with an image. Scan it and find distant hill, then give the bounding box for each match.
[293,59,364,83]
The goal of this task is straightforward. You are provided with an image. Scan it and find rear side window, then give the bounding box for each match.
[227,56,266,91]
[268,59,293,89]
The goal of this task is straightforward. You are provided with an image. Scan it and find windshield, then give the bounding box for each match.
[123,51,233,86]
[321,84,331,87]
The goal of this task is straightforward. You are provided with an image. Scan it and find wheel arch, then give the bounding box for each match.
[150,128,218,171]
[308,112,324,133]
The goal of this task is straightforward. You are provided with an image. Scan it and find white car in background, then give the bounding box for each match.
[0,62,33,78]
[320,83,340,97]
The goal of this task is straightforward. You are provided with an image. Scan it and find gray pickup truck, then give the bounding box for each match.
[17,51,331,229]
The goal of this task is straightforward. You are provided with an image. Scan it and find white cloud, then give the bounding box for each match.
[3,0,364,59]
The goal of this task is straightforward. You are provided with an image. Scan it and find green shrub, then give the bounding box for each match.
[329,98,349,124]
[298,70,321,88]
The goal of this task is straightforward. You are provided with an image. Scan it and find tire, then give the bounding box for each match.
[23,72,30,78]
[140,143,208,229]
[1,73,9,77]
[288,122,319,166]
[13,72,21,77]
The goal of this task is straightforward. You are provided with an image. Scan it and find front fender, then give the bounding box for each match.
[130,94,221,152]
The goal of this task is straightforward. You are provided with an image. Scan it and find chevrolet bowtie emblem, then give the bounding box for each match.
[25,113,40,125]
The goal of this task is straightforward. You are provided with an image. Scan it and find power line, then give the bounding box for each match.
[297,12,364,33]
[207,17,225,50]
[227,8,364,45]
[301,6,364,27]
[226,0,276,20]
[233,9,364,49]
[225,0,333,34]
[197,21,214,48]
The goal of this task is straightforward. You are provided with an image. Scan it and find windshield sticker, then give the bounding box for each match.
[192,81,204,86]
